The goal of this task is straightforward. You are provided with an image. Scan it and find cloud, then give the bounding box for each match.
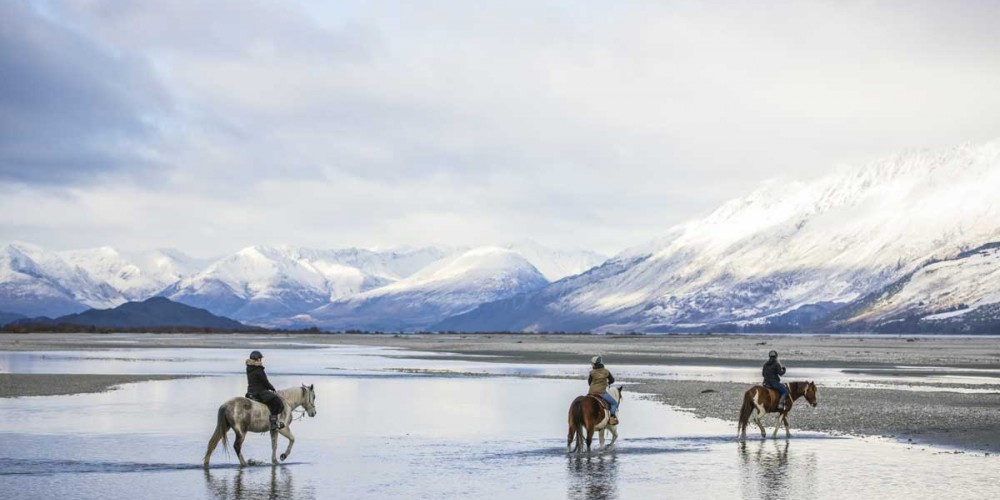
[0,2,170,185]
[2,0,1000,255]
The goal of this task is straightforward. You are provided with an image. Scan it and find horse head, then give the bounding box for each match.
[611,385,625,405]
[804,381,817,407]
[301,384,317,417]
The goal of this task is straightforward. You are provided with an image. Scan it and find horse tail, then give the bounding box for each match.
[203,404,230,467]
[217,405,230,453]
[567,398,585,452]
[738,389,754,438]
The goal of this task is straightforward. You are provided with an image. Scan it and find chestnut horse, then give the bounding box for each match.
[567,386,623,454]
[738,381,817,439]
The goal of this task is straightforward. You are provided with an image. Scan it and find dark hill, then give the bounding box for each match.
[44,297,251,330]
[0,311,26,326]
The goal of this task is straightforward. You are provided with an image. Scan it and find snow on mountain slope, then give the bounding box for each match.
[293,247,549,331]
[162,245,451,322]
[0,240,597,325]
[853,243,1000,324]
[58,247,208,300]
[0,242,124,317]
[439,140,1000,332]
[503,241,606,281]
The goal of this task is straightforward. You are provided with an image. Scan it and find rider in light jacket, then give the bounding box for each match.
[762,350,789,411]
[246,350,285,431]
[588,355,619,424]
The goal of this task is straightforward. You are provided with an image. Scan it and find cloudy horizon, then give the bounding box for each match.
[3,0,1000,258]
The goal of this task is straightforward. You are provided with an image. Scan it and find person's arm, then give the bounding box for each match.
[262,371,277,392]
[588,373,593,385]
[778,363,786,376]
[608,372,615,385]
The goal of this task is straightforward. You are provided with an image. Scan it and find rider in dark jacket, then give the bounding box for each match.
[246,350,284,431]
[762,350,789,410]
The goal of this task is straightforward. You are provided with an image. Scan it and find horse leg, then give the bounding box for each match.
[783,414,791,438]
[278,426,295,461]
[753,408,766,438]
[608,424,618,447]
[585,426,595,453]
[567,424,577,453]
[576,425,585,455]
[270,430,279,465]
[234,429,248,467]
[772,413,783,438]
[598,426,606,449]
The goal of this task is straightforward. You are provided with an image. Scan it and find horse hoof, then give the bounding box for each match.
[280,454,287,461]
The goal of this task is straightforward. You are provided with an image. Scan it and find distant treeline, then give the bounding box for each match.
[0,323,323,334]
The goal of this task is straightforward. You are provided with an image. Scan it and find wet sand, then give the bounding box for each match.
[0,374,193,399]
[2,332,999,452]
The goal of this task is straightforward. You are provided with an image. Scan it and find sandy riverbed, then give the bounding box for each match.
[0,373,193,398]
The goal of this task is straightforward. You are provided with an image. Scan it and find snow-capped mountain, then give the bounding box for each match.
[503,241,606,281]
[0,239,599,326]
[58,247,209,300]
[438,140,1000,333]
[160,245,451,322]
[289,247,549,331]
[0,242,125,317]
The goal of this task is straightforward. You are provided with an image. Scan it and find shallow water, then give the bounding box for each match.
[1,345,998,499]
[3,343,998,392]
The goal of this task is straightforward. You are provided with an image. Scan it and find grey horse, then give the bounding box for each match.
[203,384,317,467]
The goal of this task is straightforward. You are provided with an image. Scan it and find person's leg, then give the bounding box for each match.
[600,392,617,415]
[776,383,789,410]
[600,392,619,424]
[259,392,284,430]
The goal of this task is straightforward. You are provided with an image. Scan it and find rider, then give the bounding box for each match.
[588,355,619,425]
[762,350,789,411]
[246,350,285,431]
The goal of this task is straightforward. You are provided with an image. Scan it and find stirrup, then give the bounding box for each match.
[609,415,619,425]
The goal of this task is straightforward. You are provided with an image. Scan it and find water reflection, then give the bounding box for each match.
[204,466,309,500]
[566,454,619,500]
[738,440,817,499]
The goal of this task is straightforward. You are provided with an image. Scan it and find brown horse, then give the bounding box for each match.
[738,381,817,440]
[567,386,623,454]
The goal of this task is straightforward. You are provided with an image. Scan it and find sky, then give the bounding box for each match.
[2,0,1000,258]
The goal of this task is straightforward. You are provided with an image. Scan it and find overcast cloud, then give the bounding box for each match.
[2,0,1000,256]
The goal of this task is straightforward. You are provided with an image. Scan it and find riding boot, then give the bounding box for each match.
[609,414,619,425]
[269,414,283,431]
[777,395,787,411]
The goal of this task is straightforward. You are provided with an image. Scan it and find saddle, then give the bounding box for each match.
[589,393,610,411]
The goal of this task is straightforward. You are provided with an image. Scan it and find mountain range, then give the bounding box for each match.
[439,141,1000,333]
[0,241,605,329]
[3,140,999,333]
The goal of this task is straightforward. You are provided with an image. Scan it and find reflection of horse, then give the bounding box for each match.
[566,454,619,500]
[738,438,818,498]
[204,384,317,467]
[738,381,817,439]
[567,386,623,454]
[738,440,790,498]
[204,465,308,500]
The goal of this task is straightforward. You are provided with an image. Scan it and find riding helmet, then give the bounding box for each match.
[249,350,263,360]
[591,355,603,366]
[768,350,778,358]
